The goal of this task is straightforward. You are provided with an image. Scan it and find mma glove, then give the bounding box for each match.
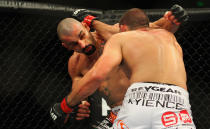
[165,4,189,25]
[72,9,98,28]
[50,97,78,125]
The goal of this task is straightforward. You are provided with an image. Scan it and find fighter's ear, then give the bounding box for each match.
[62,42,68,48]
[119,24,128,32]
[81,22,90,31]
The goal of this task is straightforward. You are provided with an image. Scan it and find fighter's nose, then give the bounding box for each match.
[77,40,86,48]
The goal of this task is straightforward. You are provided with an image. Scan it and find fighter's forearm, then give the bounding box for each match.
[71,77,82,90]
[150,17,179,33]
[67,69,103,106]
[92,20,119,40]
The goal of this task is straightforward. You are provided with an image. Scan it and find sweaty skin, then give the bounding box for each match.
[66,28,187,107]
[119,29,186,87]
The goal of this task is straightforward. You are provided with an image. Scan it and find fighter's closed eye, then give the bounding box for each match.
[80,33,85,39]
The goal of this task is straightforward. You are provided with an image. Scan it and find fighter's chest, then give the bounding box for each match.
[79,57,97,75]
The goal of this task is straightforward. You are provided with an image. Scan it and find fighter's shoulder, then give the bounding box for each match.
[153,29,183,54]
[109,32,128,39]
[68,52,84,77]
[114,31,133,36]
[106,32,134,45]
[154,28,174,35]
[113,31,143,40]
[68,52,80,65]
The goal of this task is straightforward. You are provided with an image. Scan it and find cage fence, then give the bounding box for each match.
[0,1,209,129]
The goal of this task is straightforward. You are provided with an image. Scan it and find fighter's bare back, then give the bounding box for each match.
[113,28,187,90]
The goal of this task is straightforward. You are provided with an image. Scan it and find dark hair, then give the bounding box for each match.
[119,8,149,30]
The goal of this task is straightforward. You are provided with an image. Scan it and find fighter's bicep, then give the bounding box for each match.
[68,54,83,90]
[68,53,81,77]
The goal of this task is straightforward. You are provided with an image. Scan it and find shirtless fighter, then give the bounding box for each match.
[61,8,195,129]
[50,5,190,129]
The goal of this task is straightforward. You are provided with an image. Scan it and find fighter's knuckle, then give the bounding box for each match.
[80,106,88,110]
[76,117,84,120]
[77,113,89,117]
[77,113,83,117]
[78,109,84,113]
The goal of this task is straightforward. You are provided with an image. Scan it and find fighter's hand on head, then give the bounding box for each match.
[50,97,78,125]
[72,9,98,28]
[76,101,91,120]
[164,4,189,25]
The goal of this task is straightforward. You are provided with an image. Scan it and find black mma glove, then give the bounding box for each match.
[170,4,189,23]
[164,4,189,25]
[72,9,98,28]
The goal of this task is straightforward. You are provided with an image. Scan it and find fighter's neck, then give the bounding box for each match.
[137,27,151,31]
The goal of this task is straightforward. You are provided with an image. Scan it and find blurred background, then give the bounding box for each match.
[0,0,209,129]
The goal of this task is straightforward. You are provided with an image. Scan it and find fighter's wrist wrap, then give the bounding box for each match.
[50,97,79,125]
[82,15,98,28]
[60,97,75,113]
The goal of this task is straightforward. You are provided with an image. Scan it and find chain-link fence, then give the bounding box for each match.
[0,1,209,129]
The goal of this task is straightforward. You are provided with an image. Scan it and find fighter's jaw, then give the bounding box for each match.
[62,44,82,53]
[62,43,83,52]
[74,50,83,53]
